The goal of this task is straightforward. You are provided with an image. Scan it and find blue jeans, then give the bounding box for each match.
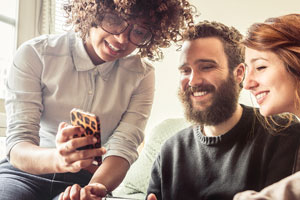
[0,159,93,200]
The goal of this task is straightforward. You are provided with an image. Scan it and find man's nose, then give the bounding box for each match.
[188,71,204,87]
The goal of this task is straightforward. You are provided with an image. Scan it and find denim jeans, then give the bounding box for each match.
[0,159,92,200]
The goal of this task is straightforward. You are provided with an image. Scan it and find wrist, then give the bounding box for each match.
[52,149,64,173]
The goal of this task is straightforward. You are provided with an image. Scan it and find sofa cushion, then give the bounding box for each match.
[0,137,6,160]
[113,118,191,199]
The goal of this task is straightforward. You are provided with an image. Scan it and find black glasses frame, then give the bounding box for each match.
[99,13,153,46]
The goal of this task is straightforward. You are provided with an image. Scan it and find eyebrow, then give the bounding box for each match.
[250,57,268,63]
[245,57,268,68]
[178,59,217,69]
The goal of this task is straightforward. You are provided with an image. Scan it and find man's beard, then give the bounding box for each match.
[178,74,240,126]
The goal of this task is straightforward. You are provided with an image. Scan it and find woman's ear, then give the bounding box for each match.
[233,63,245,85]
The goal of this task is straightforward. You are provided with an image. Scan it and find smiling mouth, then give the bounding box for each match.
[193,91,208,97]
[255,92,268,101]
[105,41,123,53]
[190,85,214,98]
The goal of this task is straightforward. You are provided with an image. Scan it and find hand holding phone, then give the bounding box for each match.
[70,108,102,165]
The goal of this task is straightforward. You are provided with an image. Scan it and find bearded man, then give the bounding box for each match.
[146,21,300,200]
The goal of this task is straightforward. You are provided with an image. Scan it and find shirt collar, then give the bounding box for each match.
[69,32,116,81]
[69,32,147,81]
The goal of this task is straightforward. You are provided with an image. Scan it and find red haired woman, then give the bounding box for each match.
[235,13,300,200]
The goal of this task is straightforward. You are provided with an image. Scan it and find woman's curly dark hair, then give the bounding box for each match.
[63,0,196,61]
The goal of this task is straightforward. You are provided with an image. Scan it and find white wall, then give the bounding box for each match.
[145,0,300,132]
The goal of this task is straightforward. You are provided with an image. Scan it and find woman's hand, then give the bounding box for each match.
[54,122,106,173]
[58,183,107,200]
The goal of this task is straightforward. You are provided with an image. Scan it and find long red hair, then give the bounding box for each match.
[243,14,300,109]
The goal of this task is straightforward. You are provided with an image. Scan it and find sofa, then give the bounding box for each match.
[112,118,191,199]
[0,112,6,160]
[0,137,5,160]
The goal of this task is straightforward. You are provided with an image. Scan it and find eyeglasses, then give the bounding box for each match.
[99,13,152,46]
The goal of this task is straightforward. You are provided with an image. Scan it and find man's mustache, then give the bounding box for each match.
[187,84,215,93]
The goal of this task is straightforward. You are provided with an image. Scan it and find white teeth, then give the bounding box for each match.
[193,91,208,97]
[256,92,267,100]
[108,43,120,51]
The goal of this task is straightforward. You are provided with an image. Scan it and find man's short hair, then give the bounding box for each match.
[183,21,245,72]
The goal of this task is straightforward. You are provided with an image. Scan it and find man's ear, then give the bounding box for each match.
[233,63,245,85]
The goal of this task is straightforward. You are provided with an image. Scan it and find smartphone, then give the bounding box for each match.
[70,108,102,166]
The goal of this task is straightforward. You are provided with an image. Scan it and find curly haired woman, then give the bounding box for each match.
[0,0,195,199]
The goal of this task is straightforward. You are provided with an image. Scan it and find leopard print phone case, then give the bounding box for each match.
[70,108,102,166]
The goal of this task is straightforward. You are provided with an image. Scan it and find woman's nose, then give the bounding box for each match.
[114,28,130,44]
[243,72,258,90]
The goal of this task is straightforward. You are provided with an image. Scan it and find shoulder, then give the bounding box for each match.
[162,126,195,149]
[240,104,256,117]
[16,32,72,58]
[157,126,198,161]
[274,117,300,136]
[241,105,300,136]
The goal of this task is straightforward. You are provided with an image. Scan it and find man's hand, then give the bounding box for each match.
[147,193,157,200]
[55,122,106,173]
[58,183,107,200]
